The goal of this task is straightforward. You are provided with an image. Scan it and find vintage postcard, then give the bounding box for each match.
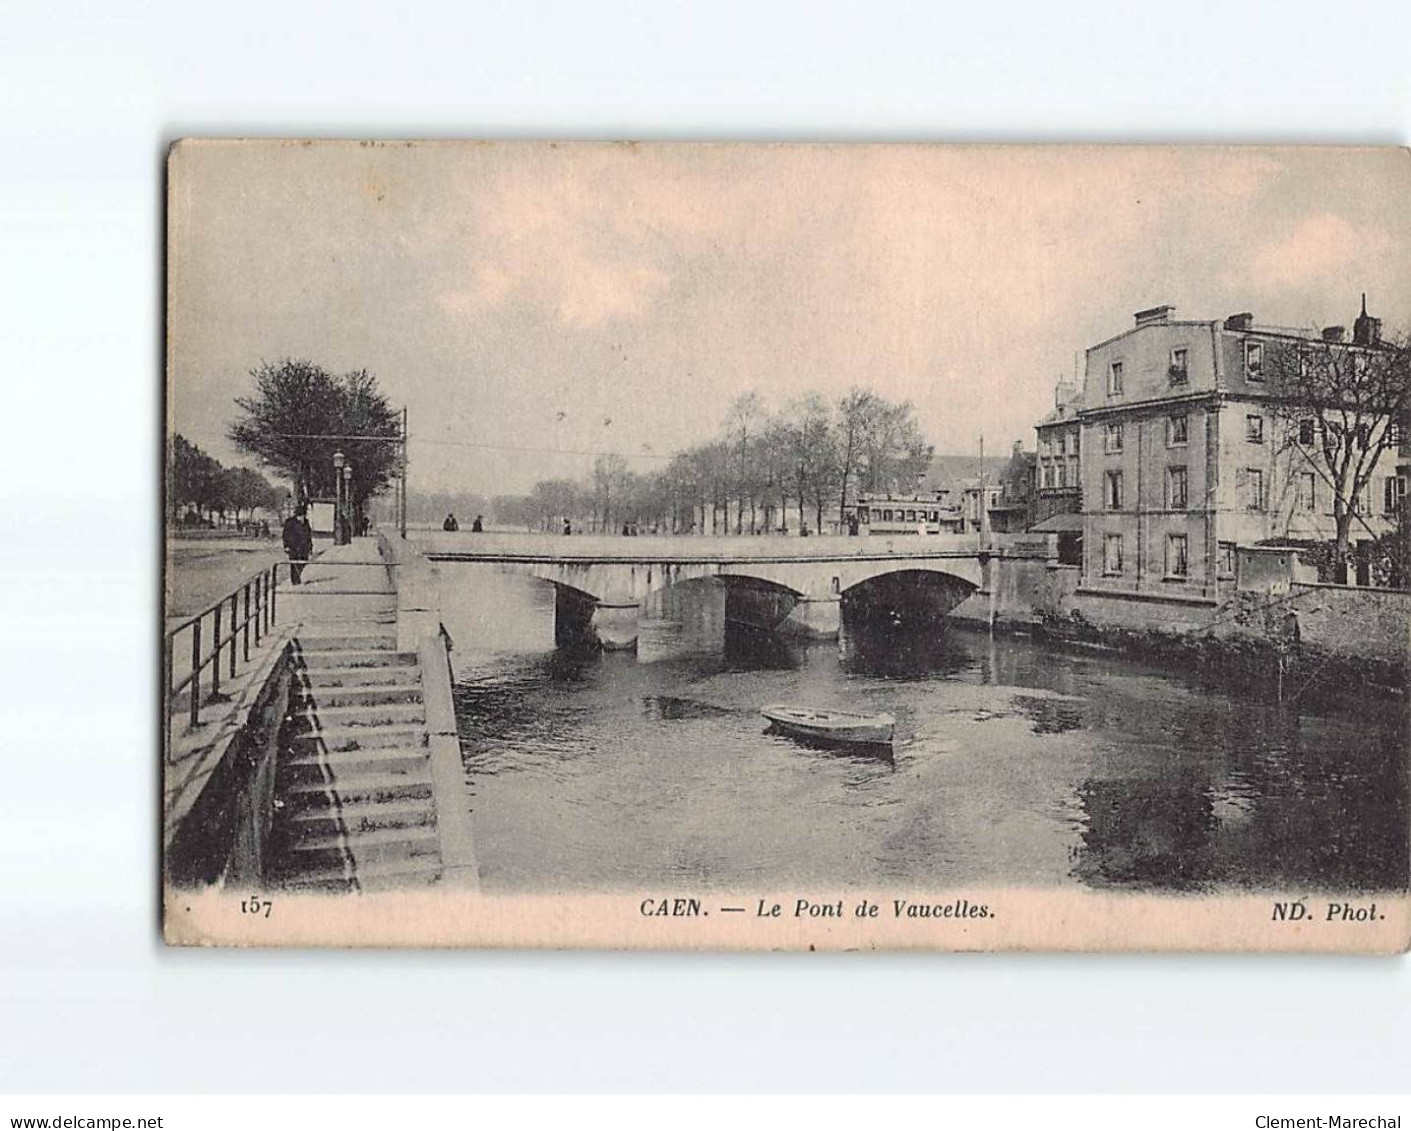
[164,141,1410,950]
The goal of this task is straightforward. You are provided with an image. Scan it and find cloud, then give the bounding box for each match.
[1245,212,1390,290]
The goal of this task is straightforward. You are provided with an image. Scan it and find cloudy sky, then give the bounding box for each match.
[169,142,1411,495]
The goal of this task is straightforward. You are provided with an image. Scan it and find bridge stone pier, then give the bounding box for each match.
[414,530,1055,651]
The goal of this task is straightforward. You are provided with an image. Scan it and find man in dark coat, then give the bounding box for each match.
[471,515,483,532]
[443,513,459,532]
[282,507,313,584]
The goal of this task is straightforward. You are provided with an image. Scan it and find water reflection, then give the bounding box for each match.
[437,562,1409,894]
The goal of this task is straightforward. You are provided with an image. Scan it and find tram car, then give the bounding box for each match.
[851,492,965,536]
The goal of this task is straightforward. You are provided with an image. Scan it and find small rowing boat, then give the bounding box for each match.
[760,704,896,746]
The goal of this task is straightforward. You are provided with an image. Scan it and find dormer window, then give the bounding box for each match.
[1169,347,1188,384]
[1245,340,1264,381]
[1107,361,1124,395]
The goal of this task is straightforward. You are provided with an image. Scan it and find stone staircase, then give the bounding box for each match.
[267,621,448,891]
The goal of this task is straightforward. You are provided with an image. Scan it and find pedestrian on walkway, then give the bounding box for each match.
[471,515,483,532]
[282,506,313,585]
[443,513,459,532]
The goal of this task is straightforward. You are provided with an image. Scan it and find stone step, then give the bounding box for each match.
[296,633,398,653]
[281,773,435,808]
[286,824,439,856]
[278,745,431,781]
[286,722,429,752]
[276,858,443,892]
[299,665,422,688]
[295,683,424,708]
[290,701,426,728]
[273,826,441,876]
[297,649,417,670]
[280,799,437,837]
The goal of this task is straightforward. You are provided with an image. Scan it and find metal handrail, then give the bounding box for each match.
[165,559,285,760]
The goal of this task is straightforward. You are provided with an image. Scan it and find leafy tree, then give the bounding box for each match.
[229,360,401,513]
[169,434,222,520]
[223,466,279,523]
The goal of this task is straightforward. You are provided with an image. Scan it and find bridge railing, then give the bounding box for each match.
[409,529,1015,561]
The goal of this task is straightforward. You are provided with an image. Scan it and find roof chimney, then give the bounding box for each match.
[1353,293,1382,346]
[1012,440,1023,458]
[1135,304,1175,328]
[1224,312,1254,331]
[1322,325,1346,343]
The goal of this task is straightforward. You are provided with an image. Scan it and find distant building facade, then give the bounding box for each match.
[987,441,1037,533]
[1034,379,1082,526]
[1075,302,1403,600]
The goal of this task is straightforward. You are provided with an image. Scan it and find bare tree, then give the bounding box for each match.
[1267,330,1410,581]
[723,392,765,533]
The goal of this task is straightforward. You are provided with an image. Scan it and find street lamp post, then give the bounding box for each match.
[343,462,354,541]
[332,450,346,545]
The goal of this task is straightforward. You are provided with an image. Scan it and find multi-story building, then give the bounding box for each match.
[1076,302,1403,600]
[984,441,1037,533]
[1034,379,1082,526]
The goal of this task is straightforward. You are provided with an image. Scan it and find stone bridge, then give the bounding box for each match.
[412,530,1055,649]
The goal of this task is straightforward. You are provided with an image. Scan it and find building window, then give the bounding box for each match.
[1108,361,1124,395]
[1245,414,1264,444]
[1241,468,1265,511]
[1104,470,1123,510]
[1298,418,1316,446]
[883,509,893,521]
[1169,347,1188,383]
[1103,533,1124,576]
[905,510,916,522]
[1041,465,1054,489]
[1105,422,1123,453]
[1299,472,1317,512]
[1039,436,1051,457]
[929,511,939,522]
[1165,534,1189,579]
[1245,340,1264,380]
[871,509,881,521]
[1218,541,1236,578]
[1167,466,1188,510]
[1385,476,1407,514]
[1387,421,1403,446]
[1167,413,1189,447]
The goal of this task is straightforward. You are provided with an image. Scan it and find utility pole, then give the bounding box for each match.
[399,405,408,539]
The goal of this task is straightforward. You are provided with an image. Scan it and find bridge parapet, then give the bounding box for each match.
[413,529,999,563]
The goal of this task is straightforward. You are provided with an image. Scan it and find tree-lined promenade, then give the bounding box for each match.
[495,389,935,536]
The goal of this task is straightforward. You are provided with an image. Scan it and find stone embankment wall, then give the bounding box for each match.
[1211,583,1409,665]
[948,556,1407,689]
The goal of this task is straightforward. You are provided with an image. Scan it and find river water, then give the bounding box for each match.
[441,566,1408,894]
